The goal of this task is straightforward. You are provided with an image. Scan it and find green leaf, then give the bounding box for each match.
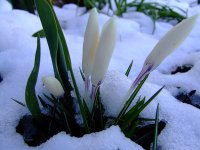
[43,93,73,119]
[34,0,59,78]
[38,95,48,108]
[32,29,46,38]
[60,102,72,134]
[125,60,133,77]
[25,36,41,118]
[91,88,104,131]
[51,5,90,132]
[115,74,149,125]
[153,104,159,150]
[79,67,86,81]
[121,87,163,130]
[120,97,146,130]
[11,98,25,107]
[10,0,35,14]
[126,119,139,138]
[82,99,91,124]
[35,0,73,93]
[35,0,90,132]
[57,41,73,92]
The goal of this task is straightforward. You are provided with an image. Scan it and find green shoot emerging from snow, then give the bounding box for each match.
[20,0,198,148]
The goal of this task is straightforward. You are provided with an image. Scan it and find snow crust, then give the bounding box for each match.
[0,0,200,150]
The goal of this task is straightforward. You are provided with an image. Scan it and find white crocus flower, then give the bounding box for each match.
[82,8,99,79]
[126,14,199,99]
[90,16,117,100]
[91,16,117,86]
[42,76,65,97]
[82,8,99,101]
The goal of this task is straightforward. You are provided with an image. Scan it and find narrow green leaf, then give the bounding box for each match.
[35,0,90,132]
[11,98,26,107]
[121,98,145,120]
[79,67,86,81]
[34,0,59,78]
[120,97,145,129]
[124,87,163,130]
[51,5,90,132]
[43,93,73,119]
[57,41,73,92]
[60,102,72,134]
[126,120,139,138]
[125,60,133,77]
[83,99,91,123]
[25,36,41,118]
[35,0,71,97]
[38,95,48,108]
[138,87,163,114]
[139,118,155,122]
[32,29,46,38]
[153,104,159,150]
[115,74,149,125]
[91,88,104,131]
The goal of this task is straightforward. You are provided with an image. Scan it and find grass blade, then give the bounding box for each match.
[115,74,149,125]
[79,67,85,81]
[153,104,159,150]
[32,29,46,38]
[37,95,48,108]
[51,4,90,132]
[34,0,59,78]
[25,36,41,118]
[125,60,133,77]
[124,87,163,129]
[11,98,25,107]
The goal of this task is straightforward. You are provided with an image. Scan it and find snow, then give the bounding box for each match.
[0,0,200,150]
[38,126,143,150]
[0,0,12,12]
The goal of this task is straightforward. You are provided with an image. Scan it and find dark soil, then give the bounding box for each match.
[131,121,166,150]
[53,0,84,7]
[0,75,2,82]
[176,90,200,109]
[171,64,193,74]
[17,114,166,148]
[16,115,66,146]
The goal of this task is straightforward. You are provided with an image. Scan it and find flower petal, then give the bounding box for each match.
[82,8,99,77]
[91,16,117,86]
[144,14,199,71]
[42,76,64,97]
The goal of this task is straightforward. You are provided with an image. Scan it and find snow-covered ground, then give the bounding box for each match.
[0,0,200,149]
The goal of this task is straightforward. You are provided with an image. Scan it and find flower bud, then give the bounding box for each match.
[82,8,99,78]
[132,14,199,90]
[125,14,199,99]
[91,16,117,86]
[144,14,199,71]
[42,76,64,97]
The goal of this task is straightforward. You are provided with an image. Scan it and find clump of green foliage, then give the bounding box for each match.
[84,0,186,23]
[15,0,162,148]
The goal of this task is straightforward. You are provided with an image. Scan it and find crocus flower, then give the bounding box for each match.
[82,8,99,79]
[126,14,199,98]
[82,8,99,95]
[42,76,65,97]
[91,16,117,86]
[90,16,117,100]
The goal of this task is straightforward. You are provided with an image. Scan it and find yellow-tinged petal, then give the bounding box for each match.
[42,76,64,97]
[82,8,99,77]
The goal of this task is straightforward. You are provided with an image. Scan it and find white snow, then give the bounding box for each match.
[0,0,200,150]
[0,0,12,12]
